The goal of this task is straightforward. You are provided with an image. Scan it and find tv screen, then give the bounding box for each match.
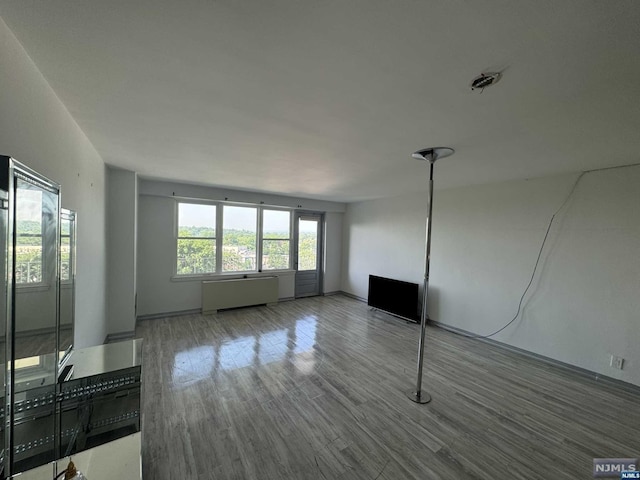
[367,275,419,322]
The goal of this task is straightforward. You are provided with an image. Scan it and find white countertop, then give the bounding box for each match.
[12,432,142,480]
[64,339,143,379]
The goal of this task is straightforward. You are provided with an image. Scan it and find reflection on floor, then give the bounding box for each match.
[172,316,317,387]
[10,327,73,360]
[137,295,640,480]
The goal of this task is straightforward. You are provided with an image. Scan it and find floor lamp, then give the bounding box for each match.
[406,147,454,404]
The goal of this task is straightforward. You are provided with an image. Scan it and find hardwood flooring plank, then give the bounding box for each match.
[137,295,639,480]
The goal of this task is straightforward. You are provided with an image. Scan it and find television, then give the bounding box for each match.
[367,275,420,323]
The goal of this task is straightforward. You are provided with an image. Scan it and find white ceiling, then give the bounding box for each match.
[1,1,639,202]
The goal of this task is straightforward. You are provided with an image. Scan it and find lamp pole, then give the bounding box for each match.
[406,147,454,404]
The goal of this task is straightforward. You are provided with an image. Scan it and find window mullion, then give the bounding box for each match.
[216,203,223,274]
[289,212,294,270]
[257,207,264,271]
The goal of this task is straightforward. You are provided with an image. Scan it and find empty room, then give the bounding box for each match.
[0,1,638,479]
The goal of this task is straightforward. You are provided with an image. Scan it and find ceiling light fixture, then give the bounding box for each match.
[470,72,501,92]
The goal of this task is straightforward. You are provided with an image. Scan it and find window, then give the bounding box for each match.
[15,182,43,284]
[60,216,71,282]
[177,203,216,275]
[222,205,256,272]
[176,202,292,276]
[262,210,290,270]
[297,219,318,270]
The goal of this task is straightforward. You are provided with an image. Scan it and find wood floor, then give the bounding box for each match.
[136,295,639,479]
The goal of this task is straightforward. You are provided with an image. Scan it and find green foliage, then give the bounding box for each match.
[177,238,215,274]
[178,226,215,238]
[221,229,256,272]
[223,230,256,250]
[16,220,42,283]
[16,220,41,245]
[61,218,71,236]
[262,240,289,270]
[177,227,318,274]
[263,229,289,240]
[298,233,317,270]
[60,239,71,280]
[12,221,74,283]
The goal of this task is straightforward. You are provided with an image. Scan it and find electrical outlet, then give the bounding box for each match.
[610,355,625,370]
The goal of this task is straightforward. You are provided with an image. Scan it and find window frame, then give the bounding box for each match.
[15,231,44,286]
[221,204,258,274]
[60,210,76,286]
[174,201,293,279]
[14,178,47,287]
[260,208,292,272]
[176,201,218,277]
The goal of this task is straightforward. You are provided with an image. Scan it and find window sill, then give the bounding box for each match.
[171,270,296,282]
[16,283,51,293]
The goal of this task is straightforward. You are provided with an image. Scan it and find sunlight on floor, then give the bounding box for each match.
[171,316,318,387]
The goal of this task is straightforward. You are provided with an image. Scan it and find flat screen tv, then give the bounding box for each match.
[367,275,420,323]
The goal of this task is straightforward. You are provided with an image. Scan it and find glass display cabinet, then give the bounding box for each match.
[0,157,142,479]
[0,156,60,477]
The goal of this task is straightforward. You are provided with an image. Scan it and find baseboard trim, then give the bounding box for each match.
[137,297,305,320]
[104,330,136,344]
[15,326,56,338]
[429,319,640,394]
[339,291,419,323]
[137,308,202,321]
[323,291,341,297]
[339,291,367,303]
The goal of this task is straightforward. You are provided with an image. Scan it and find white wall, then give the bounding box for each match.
[137,194,198,316]
[324,212,343,294]
[0,17,107,347]
[106,166,137,335]
[342,167,640,386]
[342,191,427,299]
[140,179,348,213]
[137,179,346,317]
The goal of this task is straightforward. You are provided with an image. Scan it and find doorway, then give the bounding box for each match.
[294,212,323,298]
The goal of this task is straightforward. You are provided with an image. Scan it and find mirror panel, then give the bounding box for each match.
[9,170,60,475]
[0,190,7,478]
[59,210,75,362]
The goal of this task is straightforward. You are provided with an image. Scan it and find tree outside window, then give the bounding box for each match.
[177,203,216,275]
[262,210,290,270]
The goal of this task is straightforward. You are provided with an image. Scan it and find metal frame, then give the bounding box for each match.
[59,209,76,367]
[0,156,61,476]
[293,210,325,298]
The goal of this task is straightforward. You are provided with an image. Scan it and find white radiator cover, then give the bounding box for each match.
[202,276,279,314]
